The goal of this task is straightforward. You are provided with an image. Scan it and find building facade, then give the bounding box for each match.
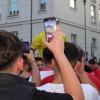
[0,0,100,60]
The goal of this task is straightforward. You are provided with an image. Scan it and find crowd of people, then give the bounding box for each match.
[0,25,100,100]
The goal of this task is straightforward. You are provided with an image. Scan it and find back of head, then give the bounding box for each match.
[76,45,84,62]
[64,42,79,68]
[43,47,54,65]
[88,58,98,70]
[89,59,96,65]
[43,42,79,68]
[92,56,97,62]
[0,31,22,70]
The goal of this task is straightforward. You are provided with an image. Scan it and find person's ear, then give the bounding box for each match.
[17,57,24,71]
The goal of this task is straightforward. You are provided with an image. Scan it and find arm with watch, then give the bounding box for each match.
[25,50,41,86]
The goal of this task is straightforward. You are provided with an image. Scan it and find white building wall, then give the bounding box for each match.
[53,0,100,59]
[54,0,84,25]
[0,22,30,41]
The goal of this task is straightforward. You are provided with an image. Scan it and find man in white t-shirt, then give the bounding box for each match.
[37,42,100,100]
[37,83,99,100]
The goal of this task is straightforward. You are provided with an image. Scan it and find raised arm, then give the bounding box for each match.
[75,57,100,94]
[25,50,41,86]
[45,25,84,100]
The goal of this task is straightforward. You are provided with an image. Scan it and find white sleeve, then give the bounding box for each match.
[81,84,100,100]
[91,85,100,100]
[37,84,50,92]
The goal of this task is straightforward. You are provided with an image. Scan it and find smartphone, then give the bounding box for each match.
[44,17,57,42]
[22,42,30,53]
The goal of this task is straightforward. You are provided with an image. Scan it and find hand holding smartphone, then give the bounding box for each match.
[44,17,57,42]
[22,42,30,53]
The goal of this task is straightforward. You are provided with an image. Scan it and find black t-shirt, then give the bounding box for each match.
[0,73,73,100]
[33,89,73,100]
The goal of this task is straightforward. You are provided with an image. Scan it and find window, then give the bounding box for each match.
[99,4,100,21]
[92,38,96,48]
[0,0,2,19]
[91,38,96,57]
[39,0,46,10]
[91,5,96,23]
[71,34,77,44]
[70,0,76,9]
[9,0,19,16]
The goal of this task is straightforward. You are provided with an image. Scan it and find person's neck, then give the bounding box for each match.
[0,67,18,75]
[52,71,62,84]
[0,70,17,75]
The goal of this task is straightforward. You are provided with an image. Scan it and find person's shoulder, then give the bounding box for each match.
[37,83,51,91]
[33,89,73,100]
[81,84,99,100]
[37,83,58,92]
[40,74,54,85]
[95,69,100,73]
[81,84,97,91]
[37,83,64,93]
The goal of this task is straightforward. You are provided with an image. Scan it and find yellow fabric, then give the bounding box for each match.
[31,31,68,58]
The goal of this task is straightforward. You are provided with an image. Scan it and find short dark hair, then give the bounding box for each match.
[35,57,43,62]
[89,59,96,65]
[43,42,79,68]
[76,45,84,62]
[43,47,54,64]
[0,31,22,70]
[64,42,79,67]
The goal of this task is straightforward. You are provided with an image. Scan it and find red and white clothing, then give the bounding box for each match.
[88,69,100,90]
[37,83,100,100]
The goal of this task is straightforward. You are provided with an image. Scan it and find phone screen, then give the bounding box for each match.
[22,42,29,53]
[44,17,57,42]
